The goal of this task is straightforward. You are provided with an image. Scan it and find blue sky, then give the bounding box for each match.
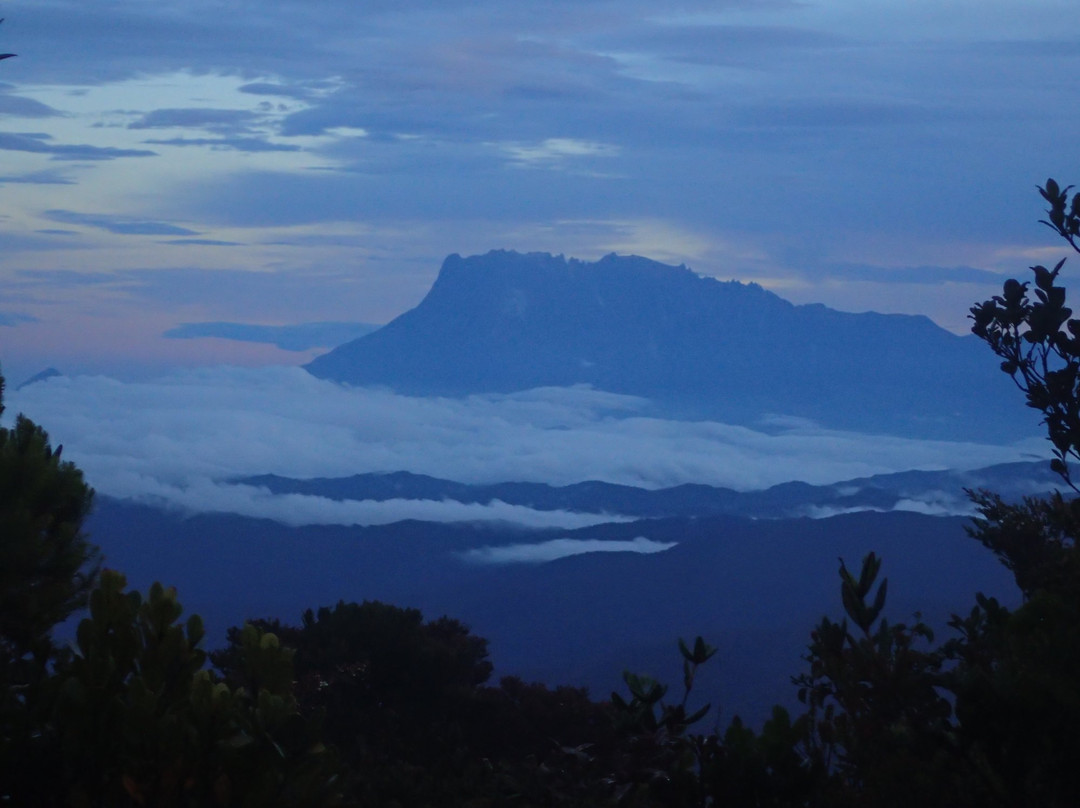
[1,0,1078,382]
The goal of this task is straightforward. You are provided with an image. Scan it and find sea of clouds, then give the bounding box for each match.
[5,365,1047,528]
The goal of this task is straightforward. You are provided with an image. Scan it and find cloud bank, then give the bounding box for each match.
[4,366,1045,526]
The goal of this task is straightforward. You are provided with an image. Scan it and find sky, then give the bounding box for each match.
[1,0,1078,383]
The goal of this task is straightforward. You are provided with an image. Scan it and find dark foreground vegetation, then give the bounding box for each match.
[4,181,1080,806]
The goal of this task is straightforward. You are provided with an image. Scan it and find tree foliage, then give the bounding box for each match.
[794,554,956,807]
[0,369,99,668]
[0,370,337,806]
[2,569,341,806]
[0,367,101,797]
[970,179,1080,487]
[45,571,339,807]
[951,186,1080,804]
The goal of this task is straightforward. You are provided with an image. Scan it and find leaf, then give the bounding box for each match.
[868,577,888,624]
[693,635,717,664]
[684,703,711,725]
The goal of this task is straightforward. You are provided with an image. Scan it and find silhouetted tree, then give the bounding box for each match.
[794,554,962,807]
[213,601,500,803]
[43,572,340,807]
[0,369,338,805]
[0,370,98,668]
[0,366,101,800]
[931,178,1080,807]
[970,178,1080,488]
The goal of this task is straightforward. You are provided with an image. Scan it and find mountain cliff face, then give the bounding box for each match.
[305,250,1033,440]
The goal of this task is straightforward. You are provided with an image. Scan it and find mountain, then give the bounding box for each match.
[84,499,1017,723]
[239,460,1060,521]
[305,251,1034,441]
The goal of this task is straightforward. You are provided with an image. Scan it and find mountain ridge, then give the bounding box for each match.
[239,459,1057,521]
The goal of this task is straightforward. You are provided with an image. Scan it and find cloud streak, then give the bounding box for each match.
[43,210,198,236]
[463,536,677,564]
[0,311,38,326]
[140,136,301,153]
[163,321,378,351]
[127,108,261,132]
[820,264,1008,286]
[0,93,62,117]
[0,132,156,160]
[119,480,629,529]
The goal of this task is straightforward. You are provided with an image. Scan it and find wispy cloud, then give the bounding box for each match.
[238,82,321,101]
[158,238,242,246]
[140,136,301,153]
[120,480,629,529]
[819,264,1008,286]
[0,132,156,161]
[127,107,260,133]
[0,169,76,185]
[44,210,199,236]
[7,265,401,327]
[0,311,39,327]
[497,138,621,169]
[0,93,62,117]
[164,321,377,351]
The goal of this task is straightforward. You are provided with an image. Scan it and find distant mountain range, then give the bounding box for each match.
[306,251,1035,442]
[240,459,1060,521]
[86,499,1019,724]
[84,458,1043,721]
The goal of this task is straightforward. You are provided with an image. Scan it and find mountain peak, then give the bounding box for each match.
[433,249,701,284]
[305,250,1031,441]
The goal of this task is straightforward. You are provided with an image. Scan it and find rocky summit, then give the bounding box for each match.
[305,250,1033,441]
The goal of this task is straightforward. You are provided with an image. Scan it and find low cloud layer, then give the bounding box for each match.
[125,480,627,529]
[804,492,975,520]
[4,366,1046,526]
[464,536,678,564]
